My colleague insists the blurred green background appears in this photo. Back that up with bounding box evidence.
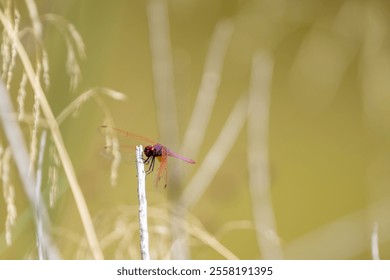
[1,0,390,259]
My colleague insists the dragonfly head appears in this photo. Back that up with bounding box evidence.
[144,145,155,157]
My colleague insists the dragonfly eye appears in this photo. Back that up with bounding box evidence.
[144,146,154,157]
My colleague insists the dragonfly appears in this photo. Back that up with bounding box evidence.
[100,125,195,187]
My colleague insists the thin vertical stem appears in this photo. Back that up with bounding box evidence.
[0,10,103,260]
[247,51,283,259]
[146,0,178,146]
[35,129,47,259]
[146,0,186,259]
[181,95,248,208]
[136,145,150,260]
[371,222,380,260]
[0,79,59,259]
[182,20,234,159]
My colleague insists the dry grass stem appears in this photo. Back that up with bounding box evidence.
[17,72,27,119]
[181,95,248,208]
[65,39,81,90]
[99,120,122,187]
[42,14,86,58]
[92,205,238,260]
[41,48,49,89]
[146,0,178,145]
[214,220,253,239]
[147,0,185,259]
[168,209,239,259]
[28,80,40,174]
[35,130,47,259]
[25,0,42,38]
[5,9,18,91]
[1,1,19,91]
[59,89,125,186]
[247,51,283,259]
[107,134,120,187]
[1,0,12,80]
[56,87,126,125]
[48,141,59,208]
[42,13,86,90]
[182,19,234,158]
[0,9,103,260]
[186,222,239,260]
[371,222,380,260]
[0,79,59,258]
[136,145,150,260]
[1,147,17,246]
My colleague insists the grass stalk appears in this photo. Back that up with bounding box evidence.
[180,95,248,208]
[146,0,185,259]
[181,19,234,159]
[0,9,103,260]
[371,222,380,260]
[56,87,126,125]
[247,51,283,259]
[35,129,47,259]
[0,79,59,259]
[146,0,178,145]
[136,145,150,260]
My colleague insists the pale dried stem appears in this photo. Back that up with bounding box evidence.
[247,51,283,259]
[371,222,380,260]
[35,130,47,259]
[181,95,248,208]
[186,222,239,260]
[1,147,16,246]
[56,87,126,125]
[141,205,239,259]
[17,72,27,119]
[5,8,18,91]
[136,145,150,260]
[48,142,59,207]
[182,20,234,158]
[57,87,126,186]
[146,0,178,145]
[146,0,185,259]
[163,207,239,259]
[41,13,86,90]
[42,14,86,58]
[24,0,42,38]
[0,9,103,260]
[0,78,59,259]
[29,70,41,174]
[95,97,124,187]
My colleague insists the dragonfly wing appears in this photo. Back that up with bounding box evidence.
[99,126,156,144]
[100,144,135,165]
[99,126,154,165]
[155,147,168,188]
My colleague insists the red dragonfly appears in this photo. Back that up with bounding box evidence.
[100,126,195,187]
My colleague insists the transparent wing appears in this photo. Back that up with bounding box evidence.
[155,147,168,188]
[98,125,156,165]
[99,126,156,145]
[100,143,135,165]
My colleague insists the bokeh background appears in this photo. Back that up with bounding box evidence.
[1,0,390,259]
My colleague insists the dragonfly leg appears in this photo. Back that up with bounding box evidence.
[143,156,151,164]
[145,156,155,175]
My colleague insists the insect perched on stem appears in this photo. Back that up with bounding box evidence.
[100,126,195,188]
